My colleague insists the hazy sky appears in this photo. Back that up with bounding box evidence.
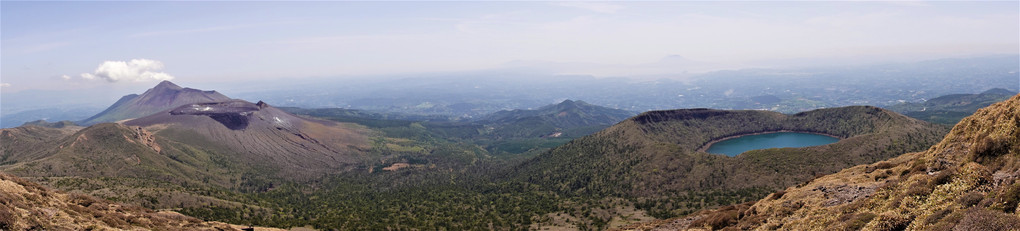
[2,1,1018,92]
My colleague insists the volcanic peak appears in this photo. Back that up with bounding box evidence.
[168,100,265,130]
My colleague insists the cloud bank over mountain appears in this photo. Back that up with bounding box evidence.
[80,59,175,83]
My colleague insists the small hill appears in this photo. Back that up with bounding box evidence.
[886,88,1015,125]
[632,94,1020,230]
[481,99,636,138]
[1,122,239,186]
[515,106,948,220]
[1,108,369,220]
[0,124,83,166]
[79,81,231,125]
[0,107,100,129]
[0,172,272,230]
[20,120,79,128]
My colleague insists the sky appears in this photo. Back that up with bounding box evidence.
[1,1,1018,93]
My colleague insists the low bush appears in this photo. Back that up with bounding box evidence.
[971,134,1010,163]
[955,208,1020,231]
[924,208,952,225]
[998,183,1020,213]
[870,212,912,231]
[906,182,933,197]
[0,204,15,230]
[957,192,984,207]
[843,212,877,230]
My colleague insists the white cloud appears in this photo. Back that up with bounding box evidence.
[556,2,624,14]
[61,75,71,80]
[0,83,10,87]
[80,59,175,82]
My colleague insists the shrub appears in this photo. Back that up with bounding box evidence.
[100,213,129,229]
[870,213,912,231]
[906,160,927,175]
[955,208,1020,231]
[905,182,933,197]
[957,192,984,207]
[0,204,15,230]
[690,204,748,230]
[929,209,965,231]
[929,169,955,187]
[874,170,891,180]
[971,134,1010,163]
[768,190,786,200]
[844,212,877,230]
[999,183,1020,213]
[867,161,897,173]
[691,210,740,230]
[924,208,952,225]
[69,192,97,207]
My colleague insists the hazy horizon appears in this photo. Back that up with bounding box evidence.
[3,1,1018,93]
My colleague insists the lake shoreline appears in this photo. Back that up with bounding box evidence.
[696,130,842,153]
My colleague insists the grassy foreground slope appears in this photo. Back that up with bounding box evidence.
[0,173,280,230]
[633,94,1020,230]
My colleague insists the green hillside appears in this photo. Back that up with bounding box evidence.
[482,99,636,139]
[0,123,262,210]
[886,88,1015,125]
[287,99,636,155]
[514,106,948,221]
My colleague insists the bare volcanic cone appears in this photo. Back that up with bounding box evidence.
[125,100,372,179]
[80,81,231,125]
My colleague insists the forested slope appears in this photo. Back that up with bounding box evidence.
[516,106,947,218]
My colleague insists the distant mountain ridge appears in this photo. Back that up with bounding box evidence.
[480,99,635,138]
[485,99,633,126]
[886,88,1016,125]
[79,81,231,125]
[20,120,79,128]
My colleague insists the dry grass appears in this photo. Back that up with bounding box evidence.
[0,173,285,231]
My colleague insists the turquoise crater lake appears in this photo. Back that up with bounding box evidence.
[705,132,839,157]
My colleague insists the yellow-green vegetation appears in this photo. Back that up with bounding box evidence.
[631,94,1020,230]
